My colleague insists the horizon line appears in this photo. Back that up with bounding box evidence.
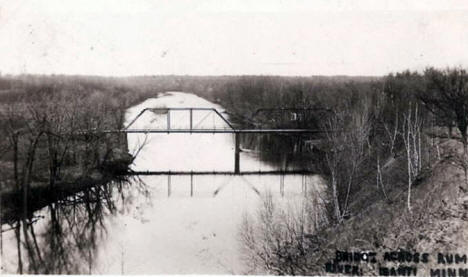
[0,72,393,79]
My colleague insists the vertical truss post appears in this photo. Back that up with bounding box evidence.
[167,110,171,132]
[234,132,240,174]
[189,108,193,131]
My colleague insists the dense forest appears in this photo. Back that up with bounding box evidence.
[1,68,467,274]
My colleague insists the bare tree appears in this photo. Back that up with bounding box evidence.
[400,103,424,211]
[420,68,468,146]
[239,190,326,275]
[321,97,371,222]
[419,67,468,186]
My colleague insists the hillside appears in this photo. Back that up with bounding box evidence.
[308,136,468,276]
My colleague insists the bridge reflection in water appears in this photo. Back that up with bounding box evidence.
[146,173,315,198]
[1,173,324,274]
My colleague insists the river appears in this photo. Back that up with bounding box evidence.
[1,92,325,274]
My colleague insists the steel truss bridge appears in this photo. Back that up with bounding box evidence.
[106,107,329,175]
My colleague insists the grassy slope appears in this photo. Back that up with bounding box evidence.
[308,136,468,276]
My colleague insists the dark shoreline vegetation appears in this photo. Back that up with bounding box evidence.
[1,68,468,274]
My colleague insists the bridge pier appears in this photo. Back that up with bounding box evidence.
[168,175,171,197]
[234,132,240,174]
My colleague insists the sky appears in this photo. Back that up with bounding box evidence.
[1,0,468,76]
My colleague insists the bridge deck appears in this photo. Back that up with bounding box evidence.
[128,170,316,175]
[109,128,328,134]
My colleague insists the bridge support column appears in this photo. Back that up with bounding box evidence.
[168,175,171,197]
[234,132,240,174]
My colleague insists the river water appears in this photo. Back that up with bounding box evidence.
[1,92,325,274]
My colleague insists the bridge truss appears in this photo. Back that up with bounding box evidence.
[107,107,329,175]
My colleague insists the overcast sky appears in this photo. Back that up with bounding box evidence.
[1,0,468,76]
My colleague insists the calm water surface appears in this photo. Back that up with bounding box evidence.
[1,92,324,274]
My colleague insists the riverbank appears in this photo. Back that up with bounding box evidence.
[1,144,133,223]
[236,127,468,275]
[306,135,468,275]
[0,75,156,224]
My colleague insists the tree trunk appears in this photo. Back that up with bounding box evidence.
[462,131,468,188]
[331,175,341,221]
[12,135,19,189]
[15,222,23,274]
[407,137,412,212]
